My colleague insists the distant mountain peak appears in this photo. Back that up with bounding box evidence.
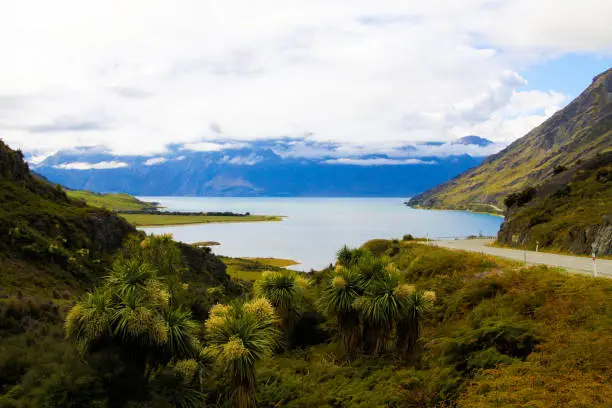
[452,136,493,147]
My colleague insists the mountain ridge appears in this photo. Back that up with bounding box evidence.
[408,68,612,211]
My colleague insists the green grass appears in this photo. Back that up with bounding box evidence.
[220,256,297,281]
[65,190,158,211]
[121,213,282,226]
[245,257,299,267]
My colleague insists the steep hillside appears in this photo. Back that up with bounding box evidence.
[497,151,612,255]
[0,140,136,295]
[409,68,612,211]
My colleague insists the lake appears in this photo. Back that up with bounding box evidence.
[139,197,503,271]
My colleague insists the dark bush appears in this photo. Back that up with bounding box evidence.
[528,213,552,228]
[504,187,537,209]
[552,185,571,198]
[596,169,611,183]
[361,239,392,256]
[439,318,538,372]
[553,164,567,175]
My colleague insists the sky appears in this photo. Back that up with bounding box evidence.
[1,0,611,160]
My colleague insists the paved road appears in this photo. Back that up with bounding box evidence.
[433,239,612,277]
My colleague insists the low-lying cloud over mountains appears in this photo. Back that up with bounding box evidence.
[32,136,496,196]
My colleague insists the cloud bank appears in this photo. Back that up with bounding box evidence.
[53,161,129,170]
[1,0,611,158]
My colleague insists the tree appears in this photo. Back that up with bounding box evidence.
[336,245,369,267]
[396,289,436,356]
[319,267,362,358]
[323,247,437,359]
[254,271,308,335]
[354,271,406,355]
[204,299,280,408]
[65,235,204,406]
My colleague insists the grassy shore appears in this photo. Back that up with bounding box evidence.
[66,190,158,211]
[409,204,505,217]
[122,213,282,227]
[220,256,299,281]
[192,241,221,247]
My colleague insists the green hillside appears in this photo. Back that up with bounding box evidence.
[65,190,159,212]
[0,141,136,295]
[409,68,612,212]
[497,151,612,255]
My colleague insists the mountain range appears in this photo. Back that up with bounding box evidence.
[32,136,496,197]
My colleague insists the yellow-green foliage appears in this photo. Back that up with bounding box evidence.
[221,256,295,281]
[245,257,299,268]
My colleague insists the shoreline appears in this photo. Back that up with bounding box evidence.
[123,214,284,227]
[407,204,505,218]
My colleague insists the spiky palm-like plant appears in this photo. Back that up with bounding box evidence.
[355,271,406,355]
[160,305,200,359]
[66,257,201,367]
[65,289,115,352]
[396,289,436,356]
[105,258,159,300]
[319,267,362,358]
[65,239,203,406]
[354,253,390,290]
[117,234,186,300]
[336,245,368,267]
[204,299,280,408]
[254,271,307,333]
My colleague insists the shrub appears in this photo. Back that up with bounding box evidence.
[504,187,537,209]
[552,164,567,175]
[361,239,392,256]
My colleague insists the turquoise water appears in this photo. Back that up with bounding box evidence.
[139,197,503,271]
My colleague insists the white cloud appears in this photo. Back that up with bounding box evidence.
[144,157,167,166]
[0,0,610,157]
[410,143,503,158]
[219,153,263,165]
[182,142,247,152]
[325,158,436,166]
[53,161,129,170]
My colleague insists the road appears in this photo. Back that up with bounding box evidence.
[433,238,612,277]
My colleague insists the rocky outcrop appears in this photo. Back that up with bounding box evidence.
[591,215,612,256]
